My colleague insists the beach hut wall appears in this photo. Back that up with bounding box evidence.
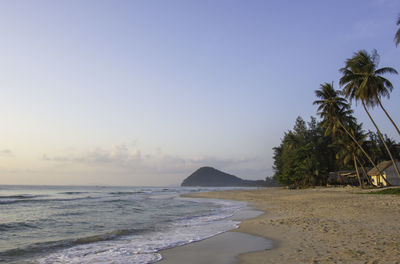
[368,161,400,186]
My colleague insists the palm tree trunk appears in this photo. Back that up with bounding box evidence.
[353,153,363,188]
[376,96,400,137]
[362,100,400,181]
[356,155,374,186]
[337,119,390,185]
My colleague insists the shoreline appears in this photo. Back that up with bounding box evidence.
[158,195,272,264]
[161,187,400,264]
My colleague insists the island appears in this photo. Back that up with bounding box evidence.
[181,166,276,187]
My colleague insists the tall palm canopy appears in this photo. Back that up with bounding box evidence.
[339,49,400,137]
[339,50,398,107]
[313,82,354,136]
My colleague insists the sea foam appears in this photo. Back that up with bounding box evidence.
[36,198,245,264]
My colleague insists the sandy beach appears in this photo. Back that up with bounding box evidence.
[177,187,400,264]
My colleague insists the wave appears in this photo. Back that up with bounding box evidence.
[33,200,244,264]
[58,192,89,195]
[0,194,46,199]
[109,191,136,195]
[0,196,97,205]
[109,191,150,195]
[103,199,128,203]
[72,228,149,245]
[0,186,250,263]
[0,221,39,232]
[0,228,149,262]
[51,211,85,217]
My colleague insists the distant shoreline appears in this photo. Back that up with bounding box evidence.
[167,187,400,263]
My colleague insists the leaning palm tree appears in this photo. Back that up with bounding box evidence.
[313,82,389,185]
[340,50,400,180]
[340,50,400,137]
[336,122,368,188]
[355,155,374,186]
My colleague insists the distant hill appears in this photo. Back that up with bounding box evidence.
[181,167,273,187]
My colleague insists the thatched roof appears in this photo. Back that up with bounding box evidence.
[367,161,394,176]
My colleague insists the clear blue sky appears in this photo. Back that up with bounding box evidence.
[1,0,400,185]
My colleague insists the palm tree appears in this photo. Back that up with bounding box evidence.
[336,122,368,188]
[313,82,389,185]
[284,131,300,150]
[340,50,400,180]
[340,50,400,136]
[355,155,374,186]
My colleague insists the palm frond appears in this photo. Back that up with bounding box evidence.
[375,67,398,75]
[396,14,400,46]
[395,29,400,46]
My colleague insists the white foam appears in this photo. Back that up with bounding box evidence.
[35,199,246,264]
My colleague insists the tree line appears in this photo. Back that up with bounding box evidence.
[273,17,400,188]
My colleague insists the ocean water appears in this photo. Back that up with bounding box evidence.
[0,185,251,264]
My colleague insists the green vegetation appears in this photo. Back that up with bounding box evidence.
[368,188,400,195]
[272,114,400,188]
[273,117,334,187]
[273,15,400,188]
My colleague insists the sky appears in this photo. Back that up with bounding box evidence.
[1,0,400,186]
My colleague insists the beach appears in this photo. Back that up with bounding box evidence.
[163,187,400,264]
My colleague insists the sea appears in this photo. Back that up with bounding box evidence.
[0,185,253,264]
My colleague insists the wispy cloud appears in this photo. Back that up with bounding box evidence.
[0,149,12,157]
[42,144,262,177]
[43,144,142,166]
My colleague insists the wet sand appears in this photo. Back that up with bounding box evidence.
[161,187,400,264]
[159,232,271,264]
[158,203,272,264]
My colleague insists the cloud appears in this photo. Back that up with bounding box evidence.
[0,149,12,157]
[188,156,257,167]
[43,144,142,165]
[41,144,266,179]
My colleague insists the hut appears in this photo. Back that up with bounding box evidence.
[327,170,368,186]
[367,161,400,186]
